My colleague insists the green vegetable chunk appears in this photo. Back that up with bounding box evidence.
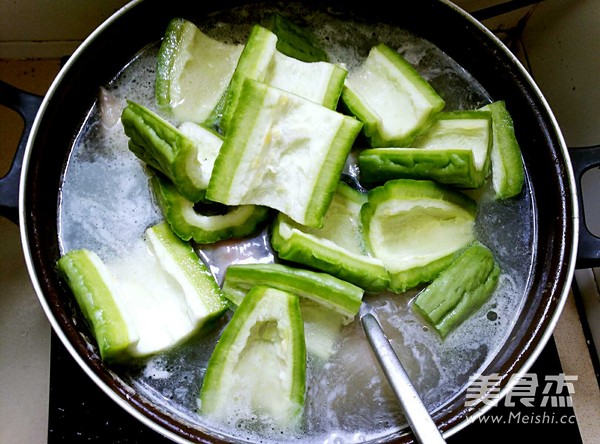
[57,223,227,362]
[150,172,270,244]
[358,111,493,188]
[206,78,362,228]
[176,121,223,191]
[222,262,362,360]
[143,221,228,328]
[271,182,390,292]
[218,24,347,132]
[155,17,243,123]
[121,101,214,202]
[265,13,329,62]
[222,262,364,319]
[480,100,525,199]
[56,222,228,361]
[123,222,227,356]
[200,285,306,428]
[57,249,139,362]
[361,179,477,293]
[341,43,445,147]
[413,242,501,338]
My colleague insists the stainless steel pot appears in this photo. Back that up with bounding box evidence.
[1,0,598,442]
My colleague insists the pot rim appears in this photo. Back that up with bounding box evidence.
[19,1,190,442]
[437,0,579,435]
[17,0,579,442]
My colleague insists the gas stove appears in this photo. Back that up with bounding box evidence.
[465,0,600,377]
[515,0,600,370]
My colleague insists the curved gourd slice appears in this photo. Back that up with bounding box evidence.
[222,262,364,319]
[56,222,228,361]
[200,285,306,428]
[121,101,210,202]
[56,249,139,362]
[413,242,501,338]
[361,179,477,293]
[271,182,389,292]
[207,79,362,228]
[150,172,270,244]
[155,17,243,123]
[341,43,445,147]
[358,111,493,188]
[480,100,525,199]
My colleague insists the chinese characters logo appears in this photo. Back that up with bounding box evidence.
[466,373,577,408]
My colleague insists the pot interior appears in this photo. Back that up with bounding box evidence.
[22,0,575,442]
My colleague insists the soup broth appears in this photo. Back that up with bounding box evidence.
[58,2,534,443]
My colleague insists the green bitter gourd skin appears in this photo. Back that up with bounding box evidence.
[361,179,478,293]
[358,110,493,188]
[341,43,446,148]
[57,249,139,363]
[121,100,209,202]
[271,182,390,292]
[222,262,364,320]
[199,285,306,428]
[264,13,330,62]
[150,172,270,244]
[480,100,525,199]
[412,242,501,338]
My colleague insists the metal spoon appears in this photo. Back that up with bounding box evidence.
[359,303,446,444]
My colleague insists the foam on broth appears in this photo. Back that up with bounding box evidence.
[58,3,534,443]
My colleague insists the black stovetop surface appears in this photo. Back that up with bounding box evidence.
[47,332,582,443]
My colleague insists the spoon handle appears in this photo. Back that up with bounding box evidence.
[361,313,446,444]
